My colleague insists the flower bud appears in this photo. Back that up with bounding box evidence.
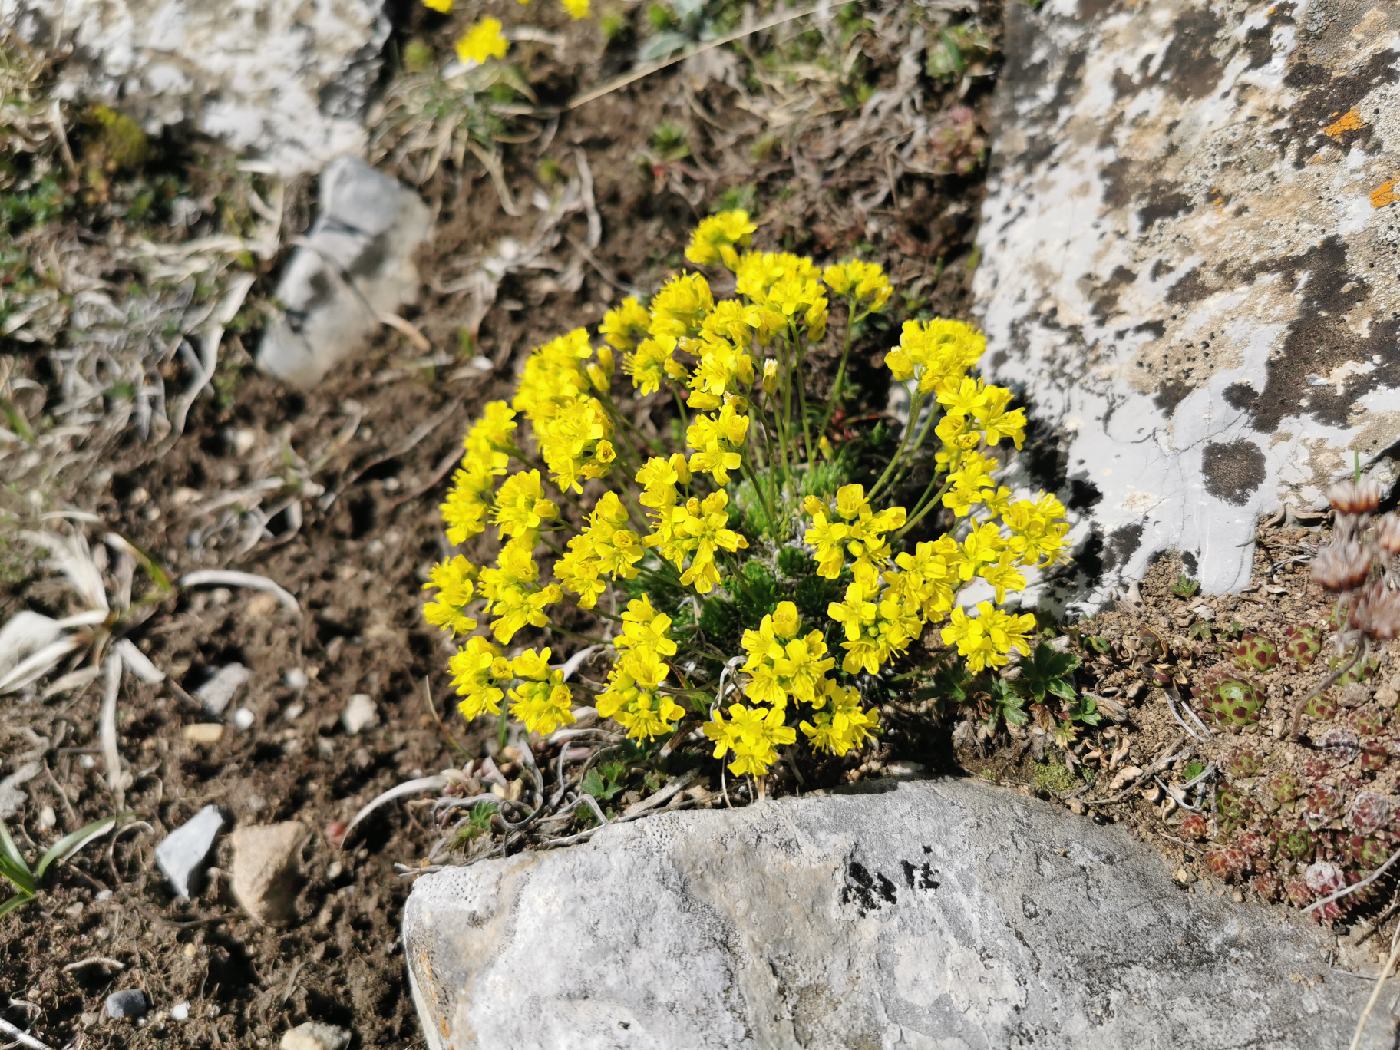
[1328,478,1383,515]
[1311,539,1370,592]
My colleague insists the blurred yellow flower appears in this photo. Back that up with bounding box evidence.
[456,17,509,65]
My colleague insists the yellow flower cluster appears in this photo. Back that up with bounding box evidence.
[803,484,905,578]
[555,492,642,608]
[422,208,1069,784]
[596,597,684,740]
[823,260,892,314]
[514,328,615,493]
[685,211,757,269]
[646,490,747,594]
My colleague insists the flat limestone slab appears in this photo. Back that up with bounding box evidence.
[975,0,1400,609]
[2,0,389,177]
[404,779,1374,1049]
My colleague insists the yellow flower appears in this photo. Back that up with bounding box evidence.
[685,211,758,269]
[456,17,509,64]
[650,273,714,343]
[823,260,891,314]
[826,562,922,674]
[508,648,576,735]
[601,296,650,353]
[800,680,880,755]
[686,398,749,484]
[561,0,589,17]
[940,601,1035,673]
[422,555,478,635]
[740,602,834,708]
[493,470,558,539]
[646,491,747,594]
[884,318,984,397]
[553,492,642,608]
[422,0,452,11]
[702,703,796,777]
[479,539,562,643]
[636,453,690,510]
[450,636,510,720]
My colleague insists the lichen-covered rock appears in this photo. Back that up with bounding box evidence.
[403,779,1372,1050]
[2,0,389,176]
[257,157,430,388]
[976,0,1400,608]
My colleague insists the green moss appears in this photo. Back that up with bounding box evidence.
[84,104,150,174]
[1031,759,1078,796]
[402,38,435,74]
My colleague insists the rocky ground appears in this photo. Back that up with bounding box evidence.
[1,2,1003,1045]
[4,0,1399,1046]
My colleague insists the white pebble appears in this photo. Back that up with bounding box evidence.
[234,708,256,730]
[170,1002,190,1021]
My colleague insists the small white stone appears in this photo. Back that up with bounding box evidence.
[280,1021,352,1050]
[155,804,225,898]
[36,805,56,832]
[285,668,309,691]
[341,694,378,735]
[196,664,251,717]
[234,708,256,731]
[170,1002,190,1021]
[284,702,305,721]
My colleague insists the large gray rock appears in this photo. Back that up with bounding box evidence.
[976,0,1400,609]
[403,779,1376,1049]
[257,157,431,388]
[3,0,388,177]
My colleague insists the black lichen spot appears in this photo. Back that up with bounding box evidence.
[1223,382,1258,412]
[1202,439,1266,506]
[1105,523,1144,572]
[1146,6,1227,100]
[901,859,940,891]
[1153,378,1193,415]
[841,860,897,916]
[1244,235,1400,433]
[1137,190,1193,229]
[1068,478,1102,512]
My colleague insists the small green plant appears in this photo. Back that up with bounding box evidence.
[0,815,121,917]
[1229,632,1279,672]
[649,122,690,162]
[924,23,996,82]
[1170,574,1200,598]
[1200,675,1264,728]
[451,802,498,848]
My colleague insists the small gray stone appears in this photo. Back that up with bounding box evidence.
[104,989,148,1020]
[280,1021,352,1050]
[341,693,378,735]
[257,158,430,389]
[194,664,250,717]
[229,821,308,925]
[404,779,1378,1049]
[155,804,224,898]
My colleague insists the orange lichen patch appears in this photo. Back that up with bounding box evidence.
[1323,108,1364,140]
[1371,179,1398,209]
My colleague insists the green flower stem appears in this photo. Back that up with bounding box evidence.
[815,295,857,444]
[740,457,783,539]
[790,323,814,464]
[868,390,925,499]
[896,475,954,538]
[875,401,940,499]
